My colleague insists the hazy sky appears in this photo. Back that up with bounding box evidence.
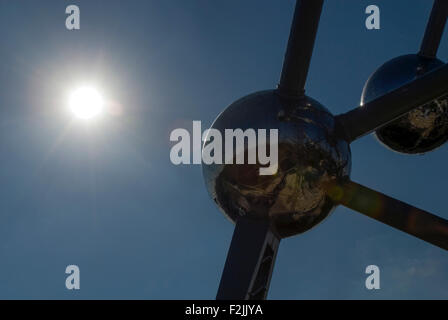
[0,0,447,299]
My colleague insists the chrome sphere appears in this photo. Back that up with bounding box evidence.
[361,54,448,154]
[202,90,351,238]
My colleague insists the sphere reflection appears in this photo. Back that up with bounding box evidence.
[361,54,448,154]
[202,90,351,238]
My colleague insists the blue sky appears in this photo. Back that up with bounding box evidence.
[0,0,447,299]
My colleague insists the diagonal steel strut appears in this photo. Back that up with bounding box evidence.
[419,0,448,58]
[277,0,324,98]
[336,63,448,142]
[326,180,448,250]
[216,217,280,300]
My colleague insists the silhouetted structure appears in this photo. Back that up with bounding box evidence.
[202,0,448,300]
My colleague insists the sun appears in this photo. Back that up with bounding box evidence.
[69,87,104,120]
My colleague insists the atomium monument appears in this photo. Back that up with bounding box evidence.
[202,0,448,300]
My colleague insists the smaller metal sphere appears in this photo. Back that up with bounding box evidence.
[361,54,448,154]
[202,90,351,238]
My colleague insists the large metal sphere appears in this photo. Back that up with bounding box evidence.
[202,90,351,238]
[361,54,448,154]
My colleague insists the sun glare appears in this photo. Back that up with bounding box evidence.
[69,87,104,120]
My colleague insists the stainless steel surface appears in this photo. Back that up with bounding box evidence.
[361,54,448,154]
[327,180,448,251]
[202,90,351,238]
[278,0,324,98]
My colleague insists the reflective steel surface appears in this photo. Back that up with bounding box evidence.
[202,90,351,238]
[361,54,448,154]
